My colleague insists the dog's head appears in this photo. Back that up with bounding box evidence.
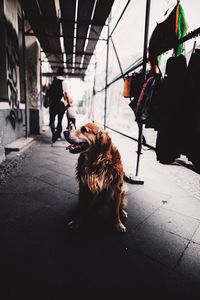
[64,123,111,154]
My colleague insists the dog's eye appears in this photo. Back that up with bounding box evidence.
[81,126,87,134]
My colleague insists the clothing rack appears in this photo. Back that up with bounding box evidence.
[158,26,200,56]
[127,24,200,185]
[100,0,200,185]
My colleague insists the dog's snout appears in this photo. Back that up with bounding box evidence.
[63,130,70,140]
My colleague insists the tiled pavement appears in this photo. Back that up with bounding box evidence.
[0,117,200,298]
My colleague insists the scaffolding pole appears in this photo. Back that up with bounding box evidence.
[125,0,151,184]
[104,17,110,130]
[22,15,28,138]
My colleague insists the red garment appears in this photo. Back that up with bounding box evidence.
[136,76,155,117]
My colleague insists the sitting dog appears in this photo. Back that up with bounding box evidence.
[64,123,127,232]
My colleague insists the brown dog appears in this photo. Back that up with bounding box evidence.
[64,123,127,232]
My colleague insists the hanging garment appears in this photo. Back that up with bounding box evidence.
[155,54,187,164]
[123,76,132,98]
[181,48,200,172]
[144,73,163,130]
[130,71,143,100]
[148,2,188,72]
[123,72,143,100]
[128,71,143,115]
[135,76,155,123]
[134,72,163,129]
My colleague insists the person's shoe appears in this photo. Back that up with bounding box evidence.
[57,133,62,140]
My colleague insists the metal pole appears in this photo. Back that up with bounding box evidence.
[109,0,131,37]
[110,36,124,78]
[125,0,151,184]
[136,0,151,178]
[22,15,28,138]
[104,16,110,130]
[39,50,43,131]
[91,53,97,122]
[141,0,151,85]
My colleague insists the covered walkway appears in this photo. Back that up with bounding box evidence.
[0,115,200,298]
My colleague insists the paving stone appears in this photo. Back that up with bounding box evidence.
[142,206,200,240]
[165,195,200,220]
[129,222,188,268]
[191,225,200,244]
[176,242,200,282]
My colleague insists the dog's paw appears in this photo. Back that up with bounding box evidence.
[115,222,126,233]
[67,220,80,230]
[121,209,128,218]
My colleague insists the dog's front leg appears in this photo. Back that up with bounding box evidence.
[68,186,96,229]
[113,192,126,233]
[68,193,86,229]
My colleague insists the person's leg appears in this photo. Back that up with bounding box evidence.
[56,104,65,138]
[49,107,57,143]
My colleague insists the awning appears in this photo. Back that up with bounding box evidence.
[20,0,114,78]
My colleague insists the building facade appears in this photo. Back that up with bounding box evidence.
[0,0,42,163]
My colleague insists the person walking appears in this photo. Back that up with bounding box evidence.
[47,67,69,144]
[64,92,77,130]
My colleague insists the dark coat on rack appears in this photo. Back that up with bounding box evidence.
[155,54,187,164]
[181,48,200,172]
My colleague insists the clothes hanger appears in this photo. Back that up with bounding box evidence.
[164,0,179,15]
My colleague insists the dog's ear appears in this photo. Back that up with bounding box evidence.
[96,131,111,152]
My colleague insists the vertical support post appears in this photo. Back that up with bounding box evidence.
[125,0,151,184]
[91,53,97,122]
[22,15,28,138]
[141,0,151,87]
[39,49,43,130]
[104,19,110,130]
[39,51,42,98]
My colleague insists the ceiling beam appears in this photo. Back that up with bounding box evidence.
[25,32,106,41]
[23,16,108,27]
[43,51,93,56]
[42,72,84,78]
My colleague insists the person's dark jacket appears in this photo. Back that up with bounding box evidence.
[48,77,64,108]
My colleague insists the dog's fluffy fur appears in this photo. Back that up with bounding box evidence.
[64,123,127,232]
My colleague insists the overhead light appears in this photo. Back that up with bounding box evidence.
[60,36,65,52]
[54,0,60,18]
[81,0,97,68]
[72,0,79,71]
[63,53,67,69]
[54,0,66,69]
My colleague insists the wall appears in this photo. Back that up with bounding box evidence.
[0,109,25,147]
[26,36,42,134]
[0,1,39,163]
[4,0,21,108]
[0,0,7,101]
[0,0,44,163]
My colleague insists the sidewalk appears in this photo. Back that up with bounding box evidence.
[0,116,200,298]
